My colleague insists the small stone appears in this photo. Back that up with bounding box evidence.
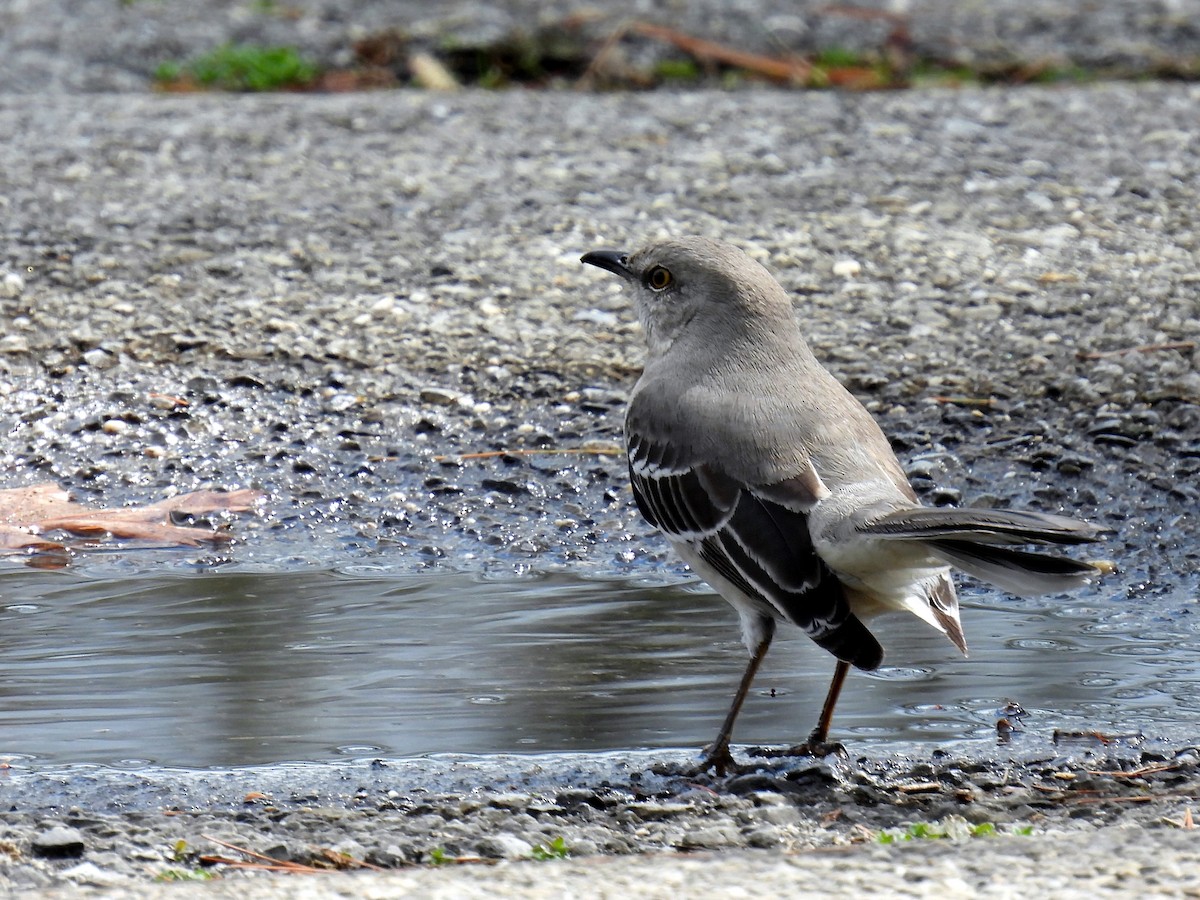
[752,804,801,827]
[1056,454,1095,474]
[101,419,129,435]
[832,259,862,278]
[475,833,533,859]
[82,348,116,369]
[676,823,741,850]
[61,862,125,887]
[745,827,784,848]
[622,801,690,821]
[488,793,534,810]
[931,487,962,506]
[0,271,24,297]
[32,826,86,858]
[419,387,462,406]
[0,334,29,353]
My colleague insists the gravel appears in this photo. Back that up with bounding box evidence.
[4,0,1200,93]
[5,746,1200,893]
[1,85,1197,581]
[2,1,1200,895]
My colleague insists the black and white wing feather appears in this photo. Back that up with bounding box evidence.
[626,424,883,671]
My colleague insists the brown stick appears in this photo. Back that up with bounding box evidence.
[430,446,623,463]
[1085,763,1181,778]
[931,395,997,408]
[629,22,812,83]
[200,835,326,873]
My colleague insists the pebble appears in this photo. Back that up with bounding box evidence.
[60,862,126,887]
[31,826,86,858]
[420,388,463,406]
[475,834,534,859]
[0,271,24,298]
[0,334,29,353]
[832,259,862,278]
[81,348,116,369]
[676,823,742,851]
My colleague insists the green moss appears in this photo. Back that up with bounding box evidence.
[877,817,1025,843]
[1025,64,1093,84]
[910,60,979,87]
[155,868,215,882]
[157,43,319,92]
[655,58,702,81]
[814,47,868,68]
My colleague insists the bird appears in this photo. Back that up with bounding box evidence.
[581,236,1105,775]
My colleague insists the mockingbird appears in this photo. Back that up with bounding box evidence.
[582,236,1104,774]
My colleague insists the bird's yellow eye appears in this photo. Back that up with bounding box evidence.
[646,266,673,291]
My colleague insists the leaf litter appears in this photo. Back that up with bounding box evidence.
[0,481,264,564]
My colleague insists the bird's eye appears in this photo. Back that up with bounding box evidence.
[645,266,673,291]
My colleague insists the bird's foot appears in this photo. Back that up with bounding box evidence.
[696,740,738,777]
[650,740,744,778]
[748,732,846,761]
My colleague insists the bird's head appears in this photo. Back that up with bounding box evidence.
[581,237,794,356]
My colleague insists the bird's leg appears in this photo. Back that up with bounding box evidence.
[797,658,850,756]
[694,622,775,776]
[753,659,850,759]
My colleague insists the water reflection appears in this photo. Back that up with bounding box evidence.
[1,569,1198,767]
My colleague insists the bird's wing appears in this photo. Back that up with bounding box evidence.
[625,413,883,670]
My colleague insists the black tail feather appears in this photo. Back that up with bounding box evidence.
[928,539,1100,597]
[862,507,1102,546]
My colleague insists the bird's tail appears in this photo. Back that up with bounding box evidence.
[859,507,1106,597]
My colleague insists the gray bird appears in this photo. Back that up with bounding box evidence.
[581,236,1104,774]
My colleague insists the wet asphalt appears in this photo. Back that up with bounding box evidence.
[1,0,1200,894]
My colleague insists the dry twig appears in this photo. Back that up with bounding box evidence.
[200,835,325,874]
[430,446,623,463]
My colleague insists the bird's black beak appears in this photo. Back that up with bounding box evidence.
[581,249,634,281]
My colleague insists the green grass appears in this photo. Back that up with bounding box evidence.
[425,838,569,864]
[877,818,1032,844]
[813,47,869,69]
[155,868,216,882]
[154,840,215,881]
[531,836,570,860]
[655,59,702,81]
[156,43,319,92]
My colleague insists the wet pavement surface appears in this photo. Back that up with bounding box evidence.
[0,22,1199,891]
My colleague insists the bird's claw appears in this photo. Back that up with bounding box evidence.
[696,741,738,777]
[647,740,743,778]
[748,735,846,760]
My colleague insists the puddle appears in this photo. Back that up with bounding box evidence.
[2,568,1198,768]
